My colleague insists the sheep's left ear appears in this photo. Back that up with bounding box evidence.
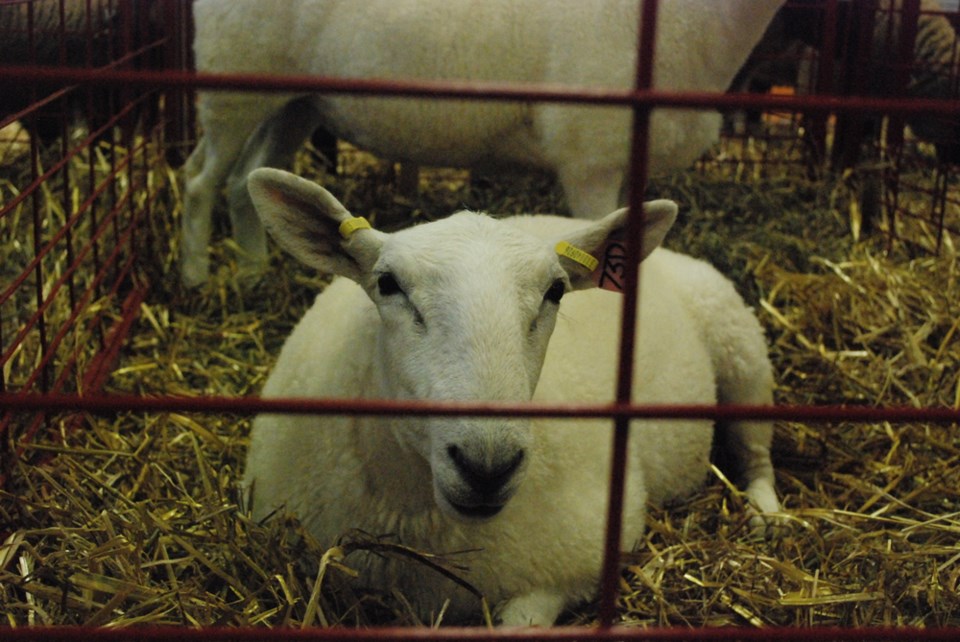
[247,168,386,282]
[554,200,678,291]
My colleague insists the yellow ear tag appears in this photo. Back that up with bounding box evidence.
[339,216,372,239]
[555,241,599,272]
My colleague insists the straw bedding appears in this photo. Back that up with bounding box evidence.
[0,132,958,629]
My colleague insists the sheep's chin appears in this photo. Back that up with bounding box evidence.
[434,487,510,522]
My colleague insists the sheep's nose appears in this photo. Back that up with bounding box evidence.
[446,445,525,496]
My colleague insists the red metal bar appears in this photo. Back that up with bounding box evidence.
[832,0,878,170]
[807,0,839,165]
[0,38,164,132]
[162,0,195,164]
[886,0,922,157]
[3,625,960,642]
[0,393,956,426]
[0,65,958,117]
[597,0,659,628]
[19,174,143,396]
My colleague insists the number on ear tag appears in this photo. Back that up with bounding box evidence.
[592,237,628,293]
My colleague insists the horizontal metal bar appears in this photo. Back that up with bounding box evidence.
[0,392,956,425]
[1,624,959,642]
[0,66,959,116]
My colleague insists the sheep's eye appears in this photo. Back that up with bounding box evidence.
[544,279,565,304]
[377,273,403,297]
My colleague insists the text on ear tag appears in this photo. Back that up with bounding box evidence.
[339,216,372,239]
[592,237,628,293]
[555,241,599,272]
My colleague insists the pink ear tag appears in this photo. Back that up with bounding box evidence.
[592,234,628,293]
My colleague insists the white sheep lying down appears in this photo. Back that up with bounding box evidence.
[243,167,780,626]
[182,0,783,286]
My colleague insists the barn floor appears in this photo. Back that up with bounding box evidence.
[1,135,959,628]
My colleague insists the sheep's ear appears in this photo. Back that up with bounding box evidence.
[555,199,677,291]
[247,168,384,281]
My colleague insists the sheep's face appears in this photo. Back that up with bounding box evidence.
[370,213,568,519]
[247,168,677,521]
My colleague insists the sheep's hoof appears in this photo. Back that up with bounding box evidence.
[747,506,791,540]
[181,259,210,289]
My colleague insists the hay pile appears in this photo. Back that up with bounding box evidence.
[1,135,959,630]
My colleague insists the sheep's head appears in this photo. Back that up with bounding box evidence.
[247,168,676,520]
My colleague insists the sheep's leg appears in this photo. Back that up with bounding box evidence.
[182,93,294,287]
[556,162,624,220]
[539,103,629,220]
[224,97,322,280]
[182,107,265,287]
[181,135,220,287]
[496,589,566,627]
[717,419,779,519]
[694,298,780,527]
[714,363,780,528]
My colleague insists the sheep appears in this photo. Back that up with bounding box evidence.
[181,0,784,286]
[242,166,780,626]
[0,0,161,148]
[728,0,960,164]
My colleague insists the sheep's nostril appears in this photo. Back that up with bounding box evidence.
[447,446,525,496]
[447,444,461,464]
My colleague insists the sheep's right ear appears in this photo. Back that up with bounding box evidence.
[556,199,678,291]
[247,168,385,281]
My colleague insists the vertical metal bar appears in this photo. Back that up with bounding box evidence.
[114,0,133,256]
[886,0,920,156]
[121,0,138,302]
[831,0,876,170]
[932,166,947,254]
[883,0,921,250]
[808,0,839,168]
[58,0,78,331]
[85,0,106,352]
[25,0,51,396]
[596,0,658,628]
[164,0,195,166]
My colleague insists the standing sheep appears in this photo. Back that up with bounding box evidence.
[181,0,784,286]
[243,167,780,626]
[729,0,960,163]
[0,0,159,146]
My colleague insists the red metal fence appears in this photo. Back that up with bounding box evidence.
[718,0,960,253]
[1,0,959,639]
[0,0,192,483]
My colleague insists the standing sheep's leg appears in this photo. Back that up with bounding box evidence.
[223,98,322,280]
[540,104,629,220]
[181,94,288,287]
[182,119,260,286]
[556,163,624,220]
[181,136,217,287]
